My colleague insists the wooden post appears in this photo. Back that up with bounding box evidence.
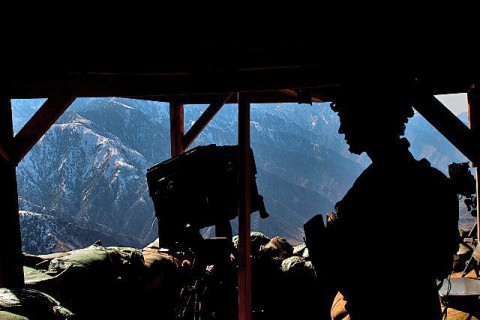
[238,92,252,320]
[468,85,480,243]
[0,97,24,288]
[169,102,184,157]
[0,144,12,163]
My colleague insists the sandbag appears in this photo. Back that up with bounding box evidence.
[232,231,270,255]
[0,311,29,320]
[259,236,293,262]
[281,256,315,278]
[142,249,181,290]
[144,238,160,250]
[37,244,145,320]
[48,244,117,275]
[142,249,182,320]
[24,266,55,286]
[46,244,144,282]
[23,252,72,271]
[0,288,74,320]
[292,243,309,258]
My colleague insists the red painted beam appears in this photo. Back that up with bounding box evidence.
[413,91,479,164]
[14,97,75,163]
[237,93,252,320]
[183,93,233,150]
[169,102,184,157]
[0,143,11,163]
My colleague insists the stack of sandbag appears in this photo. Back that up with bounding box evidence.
[24,243,146,320]
[233,232,327,319]
[0,287,74,320]
[292,242,310,258]
[232,231,271,255]
[281,255,314,277]
[21,239,206,320]
[141,247,182,320]
[259,236,293,262]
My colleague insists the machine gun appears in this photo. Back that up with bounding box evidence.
[146,143,268,250]
[147,144,268,319]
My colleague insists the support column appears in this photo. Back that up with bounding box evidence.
[238,93,252,320]
[170,102,184,157]
[0,97,24,288]
[468,85,480,243]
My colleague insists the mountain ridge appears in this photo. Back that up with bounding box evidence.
[13,98,470,252]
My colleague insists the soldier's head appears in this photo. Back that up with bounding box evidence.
[330,84,414,155]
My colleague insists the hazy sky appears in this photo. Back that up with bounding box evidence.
[435,93,468,116]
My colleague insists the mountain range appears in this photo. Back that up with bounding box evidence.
[11,98,470,254]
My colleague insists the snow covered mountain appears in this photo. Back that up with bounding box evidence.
[13,98,469,253]
[20,211,145,255]
[16,99,169,249]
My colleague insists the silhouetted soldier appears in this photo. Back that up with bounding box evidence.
[304,84,459,319]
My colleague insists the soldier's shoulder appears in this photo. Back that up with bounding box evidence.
[416,158,453,188]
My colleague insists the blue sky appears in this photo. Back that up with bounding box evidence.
[435,93,468,116]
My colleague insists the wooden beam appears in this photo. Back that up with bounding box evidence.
[2,67,344,99]
[0,143,12,163]
[413,92,479,164]
[14,97,75,163]
[0,97,24,288]
[183,93,233,150]
[279,88,323,103]
[3,68,478,100]
[279,88,300,97]
[237,92,252,320]
[132,89,327,104]
[169,102,184,157]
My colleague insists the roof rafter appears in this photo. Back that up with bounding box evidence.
[14,97,76,163]
[413,91,479,164]
[183,93,233,150]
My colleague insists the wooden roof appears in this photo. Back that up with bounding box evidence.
[1,33,479,102]
[1,31,479,320]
